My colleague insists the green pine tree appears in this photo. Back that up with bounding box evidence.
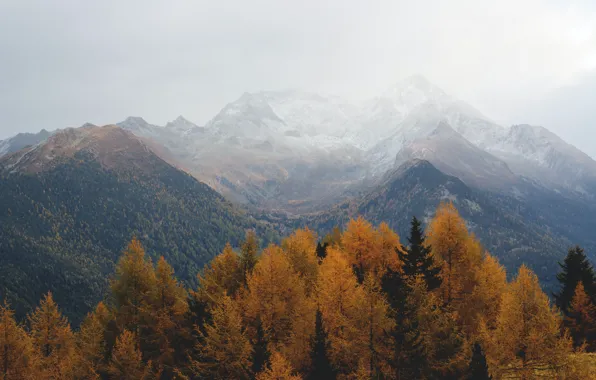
[468,342,491,380]
[399,216,442,291]
[251,315,270,376]
[309,309,336,380]
[240,230,259,287]
[315,242,328,261]
[381,266,427,379]
[554,245,596,315]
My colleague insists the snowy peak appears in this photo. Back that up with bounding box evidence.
[382,74,452,108]
[165,116,198,133]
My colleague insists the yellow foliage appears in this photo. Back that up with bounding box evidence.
[256,351,302,380]
[242,244,315,371]
[485,265,573,378]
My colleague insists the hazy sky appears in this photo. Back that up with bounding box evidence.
[1,0,595,155]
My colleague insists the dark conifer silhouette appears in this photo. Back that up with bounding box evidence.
[554,246,596,315]
[399,216,442,291]
[309,309,336,380]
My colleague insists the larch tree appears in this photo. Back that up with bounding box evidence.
[256,351,302,380]
[400,216,442,291]
[341,217,381,282]
[110,238,156,338]
[554,245,596,315]
[195,243,242,308]
[193,294,252,379]
[426,202,483,321]
[485,265,573,379]
[77,301,112,378]
[242,245,315,372]
[281,227,319,294]
[143,256,190,374]
[107,330,152,380]
[565,282,596,351]
[28,292,78,379]
[0,302,36,379]
[316,246,367,374]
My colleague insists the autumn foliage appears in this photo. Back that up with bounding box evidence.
[1,201,593,379]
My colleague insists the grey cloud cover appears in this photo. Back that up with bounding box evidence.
[1,0,595,155]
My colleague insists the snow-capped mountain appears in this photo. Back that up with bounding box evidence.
[4,75,596,210]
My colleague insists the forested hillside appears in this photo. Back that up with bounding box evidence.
[2,202,595,379]
[0,126,278,323]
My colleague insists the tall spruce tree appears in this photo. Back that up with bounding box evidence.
[309,309,336,380]
[315,242,328,261]
[251,315,270,376]
[554,246,596,315]
[240,230,259,287]
[400,216,442,291]
[468,342,491,380]
[381,266,426,379]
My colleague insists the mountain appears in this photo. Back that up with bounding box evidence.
[484,124,596,195]
[0,129,52,157]
[301,159,596,291]
[0,124,277,322]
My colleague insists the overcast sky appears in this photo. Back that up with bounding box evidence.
[1,0,595,155]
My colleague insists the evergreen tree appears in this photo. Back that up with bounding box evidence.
[251,315,270,376]
[309,309,336,380]
[315,242,328,260]
[240,230,259,287]
[554,246,596,315]
[468,342,491,380]
[381,267,426,379]
[400,216,442,291]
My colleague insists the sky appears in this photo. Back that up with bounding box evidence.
[1,0,595,155]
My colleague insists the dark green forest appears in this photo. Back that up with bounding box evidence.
[0,152,277,323]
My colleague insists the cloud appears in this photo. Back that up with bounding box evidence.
[1,0,595,155]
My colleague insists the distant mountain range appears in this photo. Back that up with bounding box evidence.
[2,75,596,310]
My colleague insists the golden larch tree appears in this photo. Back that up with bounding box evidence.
[110,238,157,337]
[107,330,152,380]
[341,217,381,279]
[144,256,190,373]
[426,202,483,309]
[565,282,596,351]
[194,243,242,310]
[485,265,573,378]
[193,294,252,379]
[242,244,315,372]
[281,227,319,293]
[0,301,36,379]
[316,246,367,374]
[28,292,78,379]
[467,253,507,336]
[77,301,112,378]
[256,351,302,380]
